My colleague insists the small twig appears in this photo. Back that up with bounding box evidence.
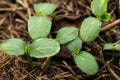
[101,19,120,31]
[50,72,72,79]
[15,11,28,21]
[106,63,120,80]
[78,1,91,11]
[0,12,10,25]
[113,40,120,45]
[0,7,24,11]
[62,61,75,75]
[23,0,31,18]
[119,0,120,12]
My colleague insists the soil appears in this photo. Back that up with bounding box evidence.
[0,0,120,80]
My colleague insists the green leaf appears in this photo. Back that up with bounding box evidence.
[100,0,109,13]
[91,0,109,17]
[56,27,78,44]
[34,3,57,16]
[28,16,51,40]
[66,37,82,53]
[91,0,103,17]
[115,43,120,50]
[29,38,60,58]
[103,43,115,50]
[80,17,101,42]
[74,51,99,75]
[99,13,110,22]
[0,39,25,55]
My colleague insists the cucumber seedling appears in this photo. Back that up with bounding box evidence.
[0,3,60,68]
[65,0,110,75]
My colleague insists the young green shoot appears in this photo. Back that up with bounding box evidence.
[0,3,59,68]
[91,0,110,22]
[103,42,120,66]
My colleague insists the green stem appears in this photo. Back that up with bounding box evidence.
[25,45,34,69]
[112,50,115,59]
[27,54,34,69]
[42,57,52,72]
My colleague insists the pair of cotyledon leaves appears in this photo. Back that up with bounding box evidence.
[28,3,57,40]
[0,38,60,58]
[66,37,99,75]
[80,0,110,42]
